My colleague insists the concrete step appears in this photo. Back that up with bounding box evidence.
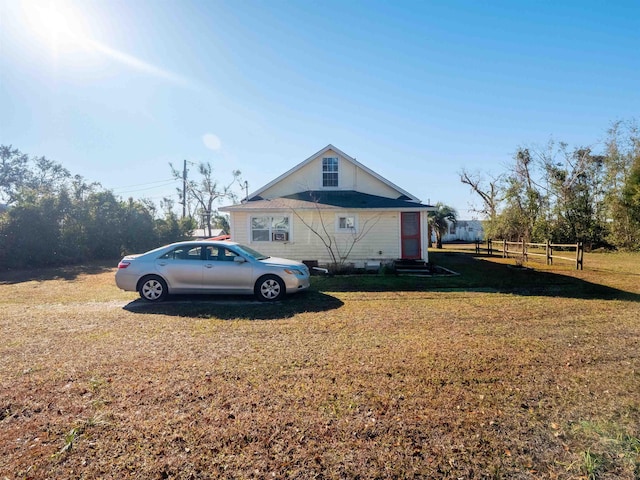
[393,259,433,275]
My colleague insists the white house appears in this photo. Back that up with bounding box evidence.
[220,145,433,269]
[191,228,226,239]
[438,220,485,243]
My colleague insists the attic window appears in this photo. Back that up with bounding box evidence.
[322,157,339,187]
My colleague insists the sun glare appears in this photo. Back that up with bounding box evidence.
[44,8,74,37]
[20,0,197,88]
[24,0,90,52]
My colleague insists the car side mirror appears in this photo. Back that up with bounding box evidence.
[233,256,246,263]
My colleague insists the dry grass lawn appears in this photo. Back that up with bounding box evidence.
[1,247,639,479]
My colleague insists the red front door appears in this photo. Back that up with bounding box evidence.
[401,212,422,259]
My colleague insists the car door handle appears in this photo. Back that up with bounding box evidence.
[158,262,167,266]
[204,264,214,268]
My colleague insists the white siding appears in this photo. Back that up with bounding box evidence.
[260,149,401,200]
[229,209,413,267]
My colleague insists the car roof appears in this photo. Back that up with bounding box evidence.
[170,240,239,247]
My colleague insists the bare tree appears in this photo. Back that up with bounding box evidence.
[460,169,502,220]
[170,161,241,236]
[290,200,380,273]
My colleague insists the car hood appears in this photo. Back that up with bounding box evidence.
[259,257,306,269]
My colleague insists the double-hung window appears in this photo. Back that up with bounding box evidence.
[251,216,290,242]
[322,157,339,187]
[336,215,357,232]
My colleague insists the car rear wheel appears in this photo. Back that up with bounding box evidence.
[138,275,168,302]
[255,275,285,302]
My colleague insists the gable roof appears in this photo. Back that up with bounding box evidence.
[220,196,340,212]
[284,191,431,209]
[221,190,432,212]
[247,144,421,203]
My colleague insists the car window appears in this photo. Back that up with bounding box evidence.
[219,247,237,261]
[159,246,203,260]
[233,244,269,260]
[206,246,237,261]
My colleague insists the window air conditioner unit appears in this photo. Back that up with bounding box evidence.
[273,232,288,241]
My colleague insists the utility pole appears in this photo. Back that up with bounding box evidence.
[182,159,187,218]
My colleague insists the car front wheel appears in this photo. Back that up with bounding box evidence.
[138,275,168,302]
[255,275,285,302]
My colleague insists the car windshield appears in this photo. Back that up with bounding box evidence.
[232,244,270,261]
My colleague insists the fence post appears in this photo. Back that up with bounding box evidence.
[503,239,507,258]
[522,238,527,262]
[576,242,584,270]
[546,239,551,265]
[488,239,492,255]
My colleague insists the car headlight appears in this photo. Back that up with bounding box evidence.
[284,268,304,276]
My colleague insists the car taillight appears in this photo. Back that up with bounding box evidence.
[118,261,131,269]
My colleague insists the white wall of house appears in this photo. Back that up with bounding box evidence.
[259,149,401,199]
[229,208,427,267]
[434,220,484,243]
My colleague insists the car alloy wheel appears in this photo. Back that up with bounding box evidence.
[255,275,284,302]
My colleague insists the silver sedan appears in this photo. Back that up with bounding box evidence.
[115,241,310,302]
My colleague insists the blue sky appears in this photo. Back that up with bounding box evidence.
[1,0,638,218]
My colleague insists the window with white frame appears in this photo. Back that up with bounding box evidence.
[336,215,356,232]
[251,216,290,242]
[322,157,339,187]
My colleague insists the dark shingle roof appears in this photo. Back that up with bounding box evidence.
[282,191,431,209]
[222,197,340,211]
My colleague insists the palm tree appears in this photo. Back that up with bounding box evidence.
[428,203,458,249]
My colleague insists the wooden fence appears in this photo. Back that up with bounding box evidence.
[476,239,584,270]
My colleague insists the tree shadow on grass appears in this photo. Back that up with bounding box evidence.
[313,250,640,302]
[0,262,114,284]
[436,250,640,301]
[123,290,344,320]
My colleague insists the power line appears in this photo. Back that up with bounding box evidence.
[131,193,179,201]
[111,180,177,194]
[115,178,175,188]
[110,178,176,191]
